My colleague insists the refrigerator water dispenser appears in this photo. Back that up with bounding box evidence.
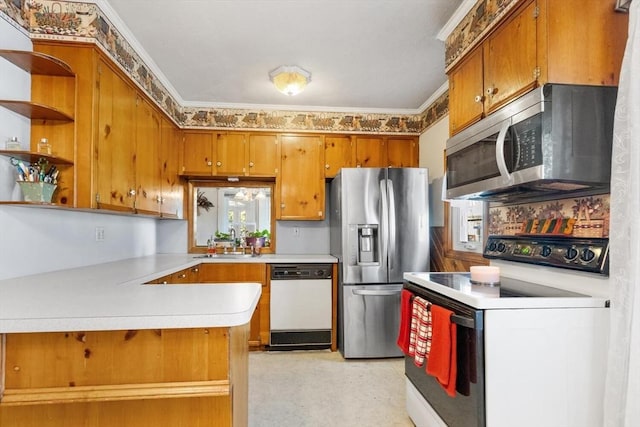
[357,224,378,264]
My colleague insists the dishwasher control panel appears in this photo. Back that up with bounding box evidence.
[271,264,333,280]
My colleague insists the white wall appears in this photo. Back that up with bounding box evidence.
[0,17,160,280]
[419,115,449,182]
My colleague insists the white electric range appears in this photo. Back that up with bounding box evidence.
[403,236,610,427]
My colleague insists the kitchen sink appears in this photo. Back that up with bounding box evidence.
[193,253,255,259]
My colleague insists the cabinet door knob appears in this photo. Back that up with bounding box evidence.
[249,161,254,167]
[207,161,212,166]
[474,95,484,103]
[325,164,330,169]
[486,87,497,96]
[178,273,186,279]
[216,161,222,167]
[128,189,136,196]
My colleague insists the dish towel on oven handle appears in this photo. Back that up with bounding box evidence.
[426,304,457,397]
[396,289,414,354]
[408,296,432,367]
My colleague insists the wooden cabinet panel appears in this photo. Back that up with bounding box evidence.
[387,137,418,167]
[248,133,279,176]
[182,131,215,175]
[95,59,136,212]
[278,135,325,220]
[324,135,354,178]
[355,136,386,168]
[483,0,538,114]
[160,117,183,218]
[198,263,268,348]
[448,46,484,135]
[543,0,626,86]
[216,133,246,176]
[135,96,162,215]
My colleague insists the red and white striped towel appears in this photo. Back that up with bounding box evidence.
[408,296,432,367]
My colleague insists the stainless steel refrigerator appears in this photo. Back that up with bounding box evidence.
[330,168,430,358]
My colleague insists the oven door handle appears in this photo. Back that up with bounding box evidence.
[450,314,476,329]
[352,289,400,297]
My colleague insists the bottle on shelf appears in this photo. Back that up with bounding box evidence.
[37,138,51,155]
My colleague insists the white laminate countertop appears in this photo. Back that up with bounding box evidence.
[0,253,335,334]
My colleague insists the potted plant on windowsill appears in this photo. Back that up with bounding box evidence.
[213,231,234,247]
[245,229,270,248]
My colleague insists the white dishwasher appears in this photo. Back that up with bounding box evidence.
[269,264,332,349]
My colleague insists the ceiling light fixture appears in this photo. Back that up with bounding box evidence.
[269,65,311,96]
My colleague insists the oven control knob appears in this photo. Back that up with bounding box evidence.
[541,246,552,258]
[581,248,596,263]
[487,241,498,252]
[497,242,507,253]
[316,269,325,277]
[565,247,579,261]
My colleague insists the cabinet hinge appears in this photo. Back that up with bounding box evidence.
[533,5,539,18]
[533,67,541,79]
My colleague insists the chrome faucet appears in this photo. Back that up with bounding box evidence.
[229,228,236,251]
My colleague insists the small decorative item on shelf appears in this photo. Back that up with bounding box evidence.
[17,181,57,203]
[5,136,21,150]
[37,137,51,155]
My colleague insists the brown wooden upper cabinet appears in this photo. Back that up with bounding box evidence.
[27,42,183,218]
[355,136,386,168]
[278,134,325,220]
[248,133,279,177]
[181,131,278,177]
[159,117,183,218]
[324,135,354,178]
[447,0,627,136]
[387,137,418,168]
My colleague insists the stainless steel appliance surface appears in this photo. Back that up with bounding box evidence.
[330,168,429,358]
[446,84,617,202]
[269,264,333,349]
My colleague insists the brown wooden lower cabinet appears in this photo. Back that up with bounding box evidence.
[198,263,269,350]
[0,325,249,426]
[143,263,268,350]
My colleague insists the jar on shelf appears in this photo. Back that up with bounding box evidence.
[37,138,51,155]
[5,136,21,150]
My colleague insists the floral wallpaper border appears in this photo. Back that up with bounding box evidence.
[444,0,520,71]
[488,194,610,238]
[0,0,449,134]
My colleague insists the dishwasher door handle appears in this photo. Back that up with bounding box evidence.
[352,289,401,297]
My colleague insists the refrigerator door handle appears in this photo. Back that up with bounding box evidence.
[387,179,396,271]
[379,179,389,269]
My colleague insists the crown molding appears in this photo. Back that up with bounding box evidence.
[437,0,477,41]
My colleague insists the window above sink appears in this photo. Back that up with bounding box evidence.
[188,181,275,254]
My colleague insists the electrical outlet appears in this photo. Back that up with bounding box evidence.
[293,227,300,238]
[95,226,105,242]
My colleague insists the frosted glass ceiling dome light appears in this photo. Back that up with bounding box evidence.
[269,65,311,96]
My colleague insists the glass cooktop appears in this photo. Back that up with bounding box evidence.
[425,273,591,298]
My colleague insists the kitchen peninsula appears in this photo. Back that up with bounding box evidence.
[0,254,266,427]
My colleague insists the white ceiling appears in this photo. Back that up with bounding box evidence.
[101,0,465,113]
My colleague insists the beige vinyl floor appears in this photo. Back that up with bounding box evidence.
[248,350,415,427]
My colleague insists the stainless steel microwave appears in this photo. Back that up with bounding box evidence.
[445,84,617,202]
